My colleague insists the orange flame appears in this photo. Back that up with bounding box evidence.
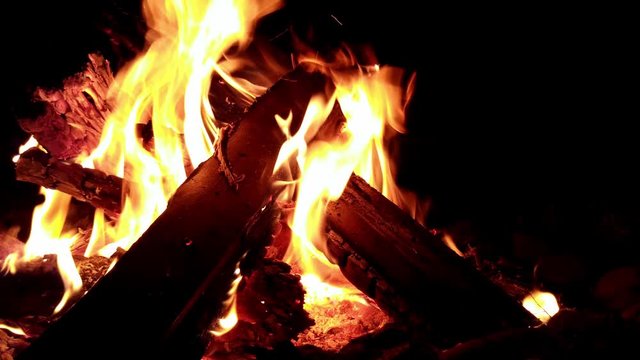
[210,261,243,336]
[274,57,419,309]
[0,322,27,337]
[84,0,282,258]
[11,136,39,163]
[2,188,82,314]
[522,290,560,323]
[8,0,282,323]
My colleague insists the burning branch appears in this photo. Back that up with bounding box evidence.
[19,67,334,360]
[15,148,122,215]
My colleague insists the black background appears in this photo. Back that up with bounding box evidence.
[0,1,636,267]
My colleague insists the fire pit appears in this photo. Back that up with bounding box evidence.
[1,1,638,359]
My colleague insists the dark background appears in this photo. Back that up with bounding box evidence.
[1,1,636,291]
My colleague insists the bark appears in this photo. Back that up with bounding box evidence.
[325,174,539,344]
[15,148,122,215]
[18,67,334,360]
[18,54,113,160]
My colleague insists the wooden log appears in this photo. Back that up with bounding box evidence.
[15,148,122,215]
[18,54,113,160]
[18,67,334,360]
[325,174,539,345]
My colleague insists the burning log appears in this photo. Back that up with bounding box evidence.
[14,148,122,215]
[18,67,334,360]
[0,234,111,319]
[0,234,111,318]
[18,54,113,160]
[325,175,539,344]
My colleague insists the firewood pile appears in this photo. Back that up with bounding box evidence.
[1,2,639,360]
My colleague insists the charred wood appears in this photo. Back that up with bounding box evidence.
[18,67,335,360]
[325,175,539,344]
[15,148,122,215]
[18,54,113,160]
[205,258,312,358]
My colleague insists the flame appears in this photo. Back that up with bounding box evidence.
[443,233,464,257]
[2,188,82,314]
[83,0,281,258]
[0,323,27,337]
[7,0,282,324]
[210,262,243,336]
[522,290,559,323]
[11,136,40,163]
[274,58,418,310]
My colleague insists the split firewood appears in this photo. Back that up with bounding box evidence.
[325,175,539,344]
[18,67,335,360]
[14,148,122,215]
[18,54,113,160]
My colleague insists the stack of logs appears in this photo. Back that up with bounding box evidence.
[2,55,543,360]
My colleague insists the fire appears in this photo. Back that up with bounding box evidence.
[10,0,421,341]
[0,323,27,337]
[2,188,82,314]
[522,290,560,323]
[8,0,281,318]
[84,0,281,258]
[274,58,418,313]
[11,136,39,163]
[210,262,243,336]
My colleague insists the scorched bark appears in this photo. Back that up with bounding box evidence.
[18,67,334,360]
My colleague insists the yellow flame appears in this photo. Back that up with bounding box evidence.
[11,136,40,163]
[274,61,418,308]
[443,233,464,257]
[84,0,281,258]
[210,262,243,336]
[2,188,82,314]
[522,290,559,323]
[8,0,282,328]
[0,323,27,337]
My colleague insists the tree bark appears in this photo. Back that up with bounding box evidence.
[18,67,334,360]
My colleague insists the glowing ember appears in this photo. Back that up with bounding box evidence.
[0,323,27,337]
[273,57,418,330]
[84,0,281,259]
[522,290,560,323]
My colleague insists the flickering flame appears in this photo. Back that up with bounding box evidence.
[443,233,464,257]
[11,136,39,163]
[8,0,281,324]
[210,262,243,336]
[0,323,27,337]
[274,58,418,309]
[83,0,281,258]
[300,274,367,307]
[2,188,83,314]
[522,290,559,323]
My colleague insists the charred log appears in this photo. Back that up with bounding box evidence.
[18,54,113,160]
[15,148,122,215]
[0,234,111,319]
[18,67,334,360]
[325,174,539,344]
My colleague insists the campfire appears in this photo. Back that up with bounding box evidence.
[1,1,638,359]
